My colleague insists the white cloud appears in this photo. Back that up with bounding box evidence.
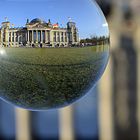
[102,23,108,27]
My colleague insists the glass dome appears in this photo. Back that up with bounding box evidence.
[30,18,46,24]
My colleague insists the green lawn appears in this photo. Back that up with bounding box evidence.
[0,45,109,110]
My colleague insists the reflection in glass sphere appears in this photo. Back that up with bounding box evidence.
[0,0,110,110]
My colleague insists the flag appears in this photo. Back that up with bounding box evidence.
[53,23,59,28]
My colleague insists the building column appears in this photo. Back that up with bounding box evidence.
[58,32,60,42]
[32,30,34,43]
[45,30,48,43]
[18,35,19,43]
[60,32,61,42]
[27,30,29,43]
[56,32,58,42]
[40,30,43,43]
[61,32,63,42]
[63,32,65,43]
[5,30,9,42]
[48,31,50,42]
[14,32,16,43]
[50,31,53,42]
[1,31,3,47]
[5,30,9,47]
[36,30,38,43]
[72,31,74,43]
[66,32,69,43]
[11,32,12,44]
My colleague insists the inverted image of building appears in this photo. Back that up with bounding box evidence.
[0,18,79,47]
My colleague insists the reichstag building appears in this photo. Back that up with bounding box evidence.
[0,18,79,47]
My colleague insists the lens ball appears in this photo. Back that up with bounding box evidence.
[0,0,110,110]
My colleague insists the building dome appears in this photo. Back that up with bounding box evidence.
[30,18,46,24]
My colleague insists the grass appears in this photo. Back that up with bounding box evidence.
[0,45,109,110]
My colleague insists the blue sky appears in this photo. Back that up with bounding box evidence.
[0,0,109,39]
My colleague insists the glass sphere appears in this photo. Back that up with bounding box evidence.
[0,0,110,110]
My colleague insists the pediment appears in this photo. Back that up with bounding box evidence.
[27,23,48,29]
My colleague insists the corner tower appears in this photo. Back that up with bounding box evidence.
[67,21,79,45]
[0,21,10,47]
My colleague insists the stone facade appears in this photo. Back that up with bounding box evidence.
[0,18,79,47]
